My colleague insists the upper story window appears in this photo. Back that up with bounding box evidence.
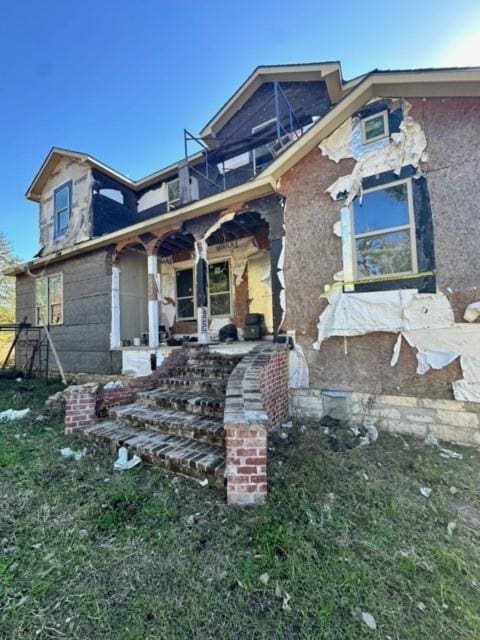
[167,179,180,210]
[352,179,417,279]
[35,274,63,325]
[54,181,72,237]
[361,110,389,144]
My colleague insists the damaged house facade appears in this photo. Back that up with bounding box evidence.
[6,62,480,500]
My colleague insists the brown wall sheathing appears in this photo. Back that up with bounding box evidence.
[281,97,480,400]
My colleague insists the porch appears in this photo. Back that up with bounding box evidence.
[109,199,285,377]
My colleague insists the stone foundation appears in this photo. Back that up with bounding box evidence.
[290,389,480,447]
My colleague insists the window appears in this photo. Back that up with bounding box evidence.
[361,110,389,144]
[54,182,72,237]
[176,268,194,319]
[167,179,180,210]
[35,274,63,325]
[209,261,231,316]
[352,179,417,279]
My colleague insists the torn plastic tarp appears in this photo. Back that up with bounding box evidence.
[314,289,454,349]
[321,102,428,204]
[398,326,480,402]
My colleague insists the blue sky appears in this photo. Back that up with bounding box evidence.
[1,0,479,260]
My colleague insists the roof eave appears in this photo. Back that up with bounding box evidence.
[10,174,277,276]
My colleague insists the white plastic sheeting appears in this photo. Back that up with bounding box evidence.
[137,185,167,212]
[313,289,454,349]
[398,326,480,402]
[313,288,480,402]
[320,101,428,204]
[99,188,124,204]
[289,343,309,389]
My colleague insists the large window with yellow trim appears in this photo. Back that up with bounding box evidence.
[351,179,417,280]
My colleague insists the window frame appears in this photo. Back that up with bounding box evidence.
[53,181,72,238]
[167,178,181,210]
[175,266,195,321]
[35,273,64,326]
[350,178,418,281]
[174,258,233,321]
[208,258,232,317]
[360,110,389,144]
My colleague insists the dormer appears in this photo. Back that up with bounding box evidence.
[26,148,138,256]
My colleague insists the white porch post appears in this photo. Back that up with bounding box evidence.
[195,239,210,344]
[110,264,121,349]
[147,254,160,348]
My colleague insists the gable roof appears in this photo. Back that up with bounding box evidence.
[198,62,347,139]
[9,64,480,278]
[26,147,205,203]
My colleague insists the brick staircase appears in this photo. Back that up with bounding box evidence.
[84,346,243,485]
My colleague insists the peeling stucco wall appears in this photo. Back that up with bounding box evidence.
[280,96,480,401]
[39,157,93,255]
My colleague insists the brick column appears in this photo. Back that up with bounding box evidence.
[64,383,99,434]
[225,423,267,506]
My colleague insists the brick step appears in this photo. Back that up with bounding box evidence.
[174,364,234,379]
[85,421,225,485]
[186,353,243,367]
[138,388,225,419]
[110,403,225,444]
[155,376,228,394]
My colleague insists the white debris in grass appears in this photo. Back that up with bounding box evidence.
[113,446,141,470]
[259,573,270,585]
[361,611,377,630]
[420,487,432,498]
[103,380,124,389]
[59,447,87,461]
[447,521,457,537]
[0,408,30,421]
[439,448,463,460]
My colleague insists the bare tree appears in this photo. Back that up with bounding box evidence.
[0,232,17,325]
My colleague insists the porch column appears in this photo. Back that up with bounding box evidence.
[270,237,284,337]
[195,239,209,344]
[147,255,160,349]
[110,264,121,349]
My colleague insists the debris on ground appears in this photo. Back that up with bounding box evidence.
[361,611,377,630]
[319,415,379,451]
[59,447,87,461]
[35,415,47,422]
[439,448,463,460]
[423,434,463,459]
[0,408,30,421]
[282,592,291,611]
[259,573,270,585]
[281,421,293,430]
[113,446,141,470]
[420,487,432,498]
[197,478,209,487]
[447,521,457,537]
[103,380,124,389]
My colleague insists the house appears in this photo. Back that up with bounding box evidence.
[6,62,480,497]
